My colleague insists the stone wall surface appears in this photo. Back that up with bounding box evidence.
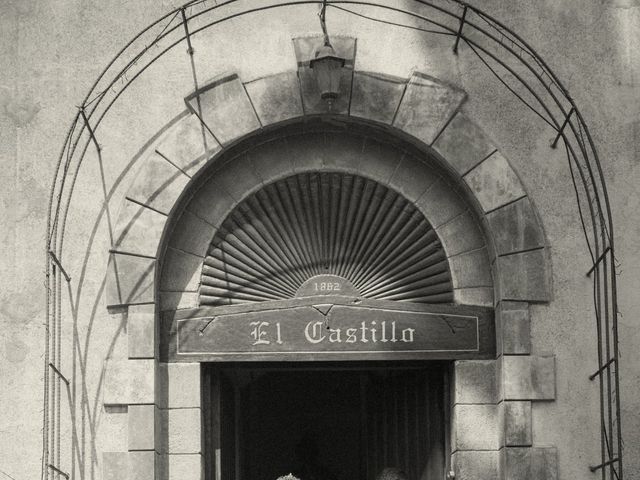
[0,1,638,480]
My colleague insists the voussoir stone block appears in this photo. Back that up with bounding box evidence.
[164,408,202,454]
[497,250,550,302]
[502,401,532,447]
[393,72,466,146]
[103,359,155,405]
[503,447,557,480]
[433,112,496,176]
[113,199,167,257]
[454,287,494,307]
[453,404,500,451]
[188,177,237,228]
[359,139,402,183]
[106,253,155,308]
[388,155,439,202]
[293,35,356,115]
[158,362,201,409]
[127,151,190,215]
[497,302,531,355]
[167,453,203,480]
[501,355,555,400]
[350,71,406,124]
[185,73,261,145]
[290,132,326,172]
[168,210,216,258]
[453,450,500,480]
[155,111,220,177]
[128,304,155,359]
[487,197,545,255]
[449,248,493,289]
[453,360,499,404]
[159,247,202,293]
[464,151,526,213]
[159,291,198,312]
[128,404,157,451]
[436,211,485,257]
[210,154,262,201]
[321,133,366,172]
[415,179,467,229]
[244,71,303,126]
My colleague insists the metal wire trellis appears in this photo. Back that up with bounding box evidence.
[42,1,623,479]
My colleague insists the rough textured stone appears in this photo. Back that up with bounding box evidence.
[188,177,237,228]
[106,253,155,307]
[169,210,217,258]
[503,447,557,480]
[159,247,202,293]
[503,401,532,447]
[487,197,546,255]
[103,359,155,405]
[436,211,486,257]
[350,71,406,124]
[126,151,190,215]
[159,291,199,312]
[164,408,202,454]
[497,250,550,302]
[128,451,157,480]
[449,248,493,289]
[244,71,303,126]
[415,180,467,229]
[453,287,494,307]
[158,363,201,409]
[154,111,220,176]
[167,453,203,480]
[293,35,356,115]
[433,112,496,176]
[453,450,500,480]
[463,151,526,213]
[393,72,466,146]
[388,155,439,202]
[497,302,531,355]
[454,360,499,404]
[128,304,155,359]
[185,73,261,145]
[103,452,128,480]
[128,404,156,451]
[502,355,556,400]
[453,404,500,451]
[113,199,167,257]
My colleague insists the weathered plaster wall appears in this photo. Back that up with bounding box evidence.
[0,1,638,479]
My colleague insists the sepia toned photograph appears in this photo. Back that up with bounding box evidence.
[0,1,638,479]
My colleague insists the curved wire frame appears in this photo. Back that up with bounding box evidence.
[42,1,623,479]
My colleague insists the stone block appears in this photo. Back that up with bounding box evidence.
[393,72,466,146]
[127,151,190,215]
[188,177,237,228]
[159,291,199,312]
[158,362,201,409]
[163,408,202,454]
[487,197,545,255]
[106,253,155,307]
[103,452,128,480]
[128,451,157,480]
[452,450,500,480]
[503,447,557,480]
[436,211,485,257]
[167,454,203,480]
[244,71,303,126]
[169,210,217,258]
[289,132,326,172]
[321,133,366,172]
[155,112,220,176]
[463,151,526,213]
[433,112,496,176]
[350,71,406,124]
[249,137,295,184]
[359,139,402,183]
[128,304,155,359]
[185,73,261,145]
[453,287,494,307]
[453,404,500,451]
[159,247,202,292]
[209,154,262,202]
[103,359,155,405]
[415,180,467,229]
[496,250,550,302]
[388,155,439,202]
[497,302,531,355]
[449,248,493,289]
[128,404,156,451]
[113,199,167,257]
[501,355,555,400]
[293,35,356,115]
[503,401,532,447]
[453,360,499,404]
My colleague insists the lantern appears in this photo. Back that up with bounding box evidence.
[309,43,345,105]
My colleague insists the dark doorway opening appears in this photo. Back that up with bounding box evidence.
[203,363,448,480]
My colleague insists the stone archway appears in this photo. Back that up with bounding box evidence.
[101,36,556,480]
